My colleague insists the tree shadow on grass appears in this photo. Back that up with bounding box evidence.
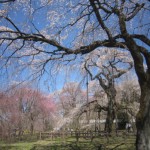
[0,146,22,150]
[30,142,105,150]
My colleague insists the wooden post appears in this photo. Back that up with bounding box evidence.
[39,132,41,140]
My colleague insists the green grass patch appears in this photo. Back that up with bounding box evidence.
[0,135,136,150]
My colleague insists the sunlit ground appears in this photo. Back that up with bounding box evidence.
[0,135,135,150]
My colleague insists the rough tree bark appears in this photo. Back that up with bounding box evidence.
[118,9,150,149]
[136,84,150,150]
[104,87,116,133]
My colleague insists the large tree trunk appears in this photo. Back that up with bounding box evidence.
[105,95,115,133]
[136,84,150,150]
[118,7,150,150]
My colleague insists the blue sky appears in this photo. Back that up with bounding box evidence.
[0,0,149,94]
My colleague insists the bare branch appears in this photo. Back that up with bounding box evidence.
[125,3,145,21]
[0,0,15,3]
[132,34,150,46]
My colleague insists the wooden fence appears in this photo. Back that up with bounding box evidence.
[39,130,135,142]
[39,130,109,142]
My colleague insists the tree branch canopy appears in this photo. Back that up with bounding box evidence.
[0,0,149,83]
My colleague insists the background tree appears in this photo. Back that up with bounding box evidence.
[0,86,56,139]
[55,82,87,130]
[59,82,84,116]
[17,88,55,134]
[82,48,132,133]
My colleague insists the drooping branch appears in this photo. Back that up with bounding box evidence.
[0,0,15,3]
[111,61,133,79]
[77,100,108,118]
[132,34,150,46]
[0,30,128,57]
[89,0,113,41]
[125,3,145,21]
[84,60,108,91]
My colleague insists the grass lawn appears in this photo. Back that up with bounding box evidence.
[0,135,136,150]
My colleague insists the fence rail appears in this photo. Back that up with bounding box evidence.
[39,130,111,141]
[39,130,135,141]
